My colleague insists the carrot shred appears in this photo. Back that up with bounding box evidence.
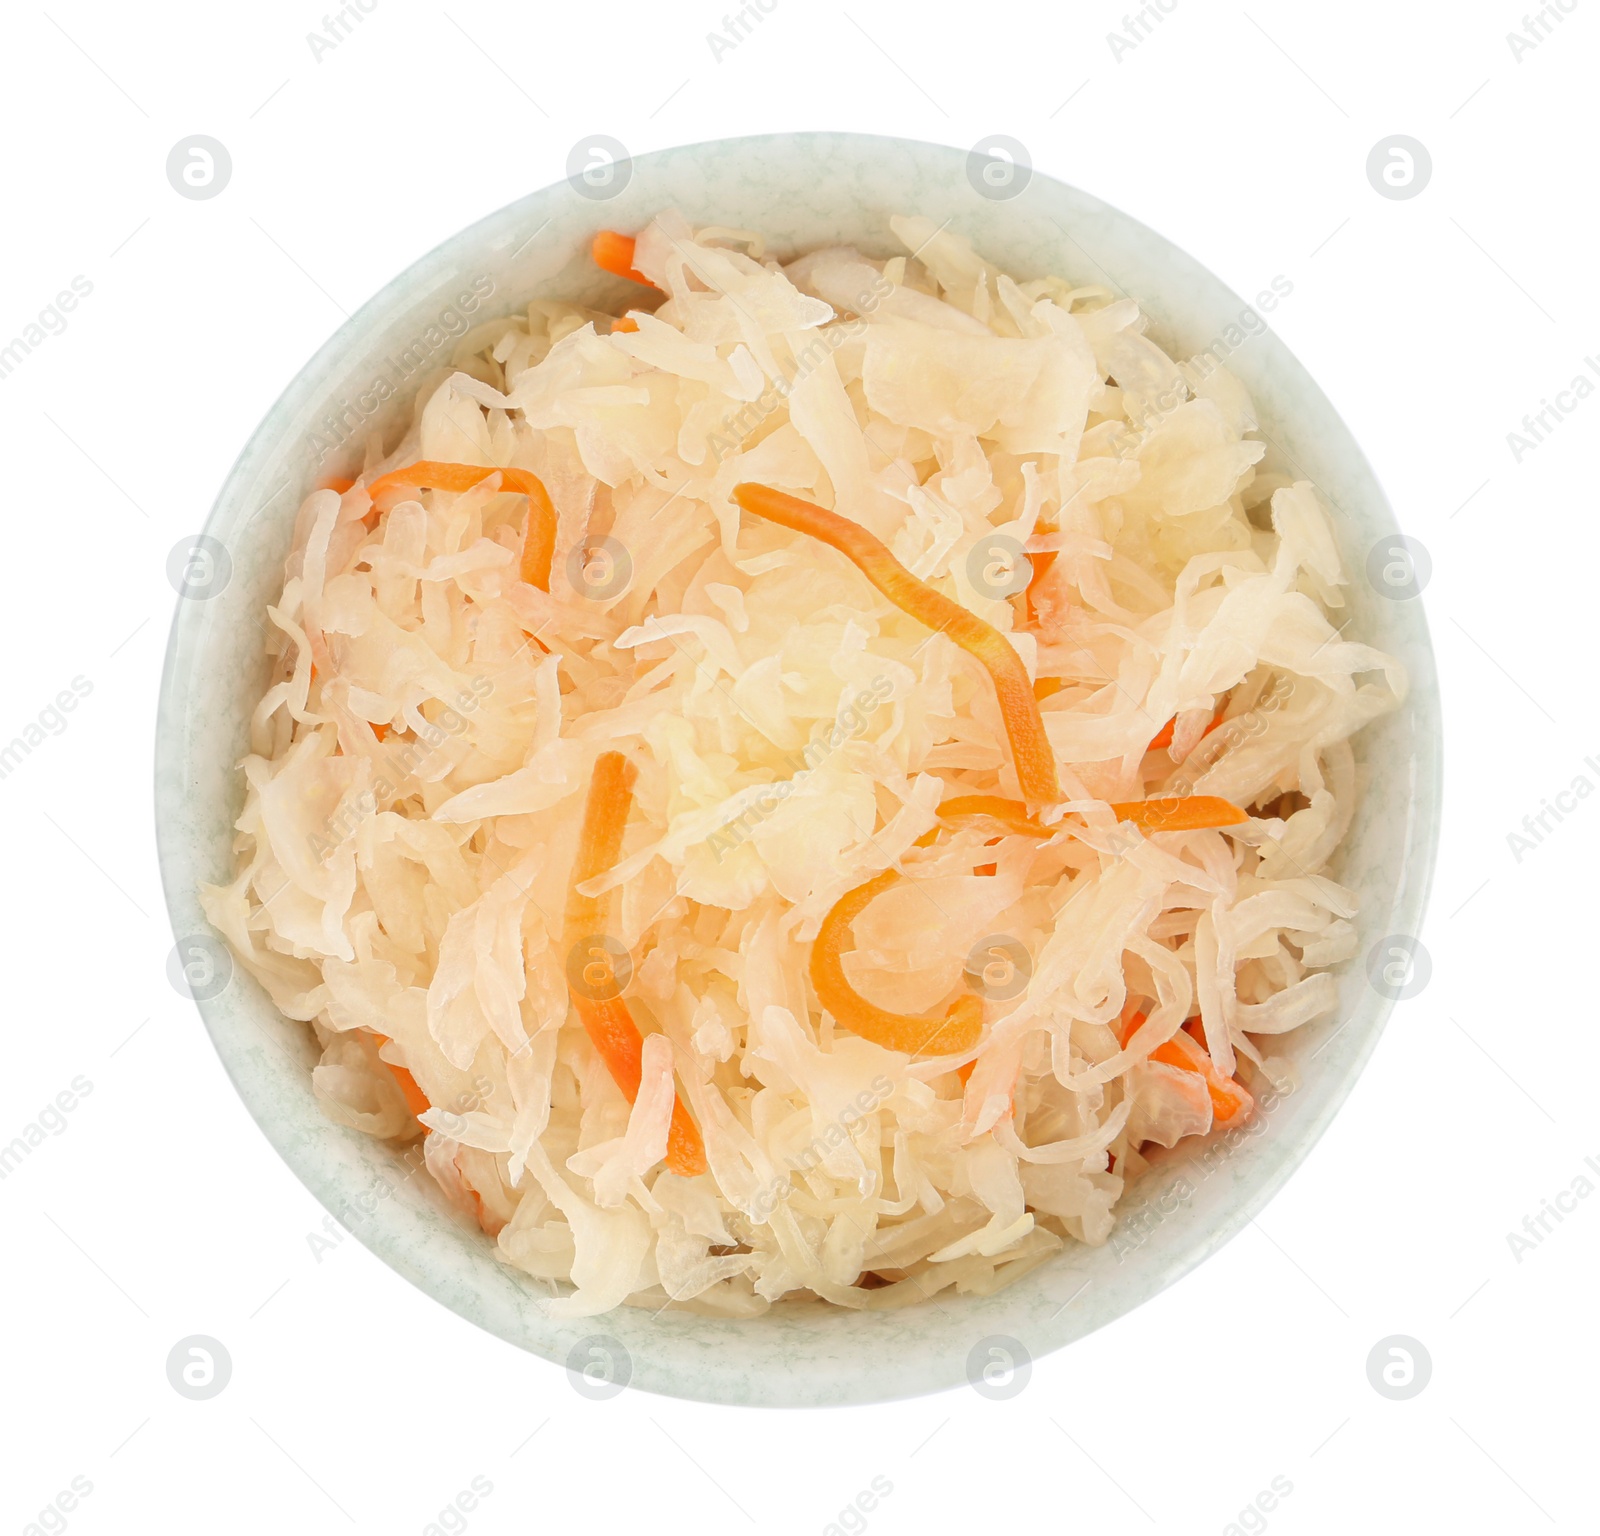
[955,1053,1017,1118]
[811,869,982,1057]
[916,793,1249,863]
[732,483,1061,808]
[1147,698,1228,754]
[564,752,706,1177]
[937,794,1051,838]
[611,315,640,334]
[321,476,356,495]
[591,230,657,288]
[1116,1012,1251,1125]
[914,792,1245,852]
[1023,547,1059,631]
[1107,795,1248,832]
[1033,676,1065,701]
[364,461,557,592]
[365,1030,431,1120]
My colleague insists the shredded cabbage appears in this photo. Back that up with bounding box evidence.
[202,212,1403,1316]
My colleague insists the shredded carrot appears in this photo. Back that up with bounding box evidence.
[937,794,1051,838]
[365,1030,431,1120]
[956,1051,1016,1118]
[371,722,388,743]
[1021,516,1059,628]
[591,230,657,288]
[321,476,356,495]
[564,752,706,1177]
[914,792,1245,852]
[517,495,556,593]
[1033,676,1065,701]
[467,1188,502,1236]
[364,461,557,592]
[1147,698,1228,754]
[1116,1012,1251,1125]
[1024,547,1059,630]
[611,315,640,334]
[811,869,982,1057]
[732,483,1061,807]
[1107,795,1248,832]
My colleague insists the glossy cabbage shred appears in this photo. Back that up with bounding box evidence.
[202,212,1404,1317]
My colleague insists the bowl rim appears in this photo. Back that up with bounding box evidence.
[155,129,1442,1407]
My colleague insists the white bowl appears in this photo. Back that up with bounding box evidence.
[155,132,1441,1406]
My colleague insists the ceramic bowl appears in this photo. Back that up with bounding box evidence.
[155,131,1441,1406]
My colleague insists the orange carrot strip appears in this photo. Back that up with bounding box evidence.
[914,793,1245,849]
[1116,1013,1251,1125]
[811,869,982,1057]
[564,752,706,1177]
[591,230,657,288]
[364,461,557,592]
[914,794,1048,849]
[321,476,356,495]
[1026,547,1058,606]
[937,794,1051,838]
[611,316,640,334]
[955,1056,1016,1118]
[733,483,1061,807]
[1147,698,1228,754]
[1033,676,1065,701]
[366,1030,431,1120]
[517,490,557,593]
[1107,795,1248,832]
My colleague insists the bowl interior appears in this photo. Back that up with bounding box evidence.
[155,132,1440,1406]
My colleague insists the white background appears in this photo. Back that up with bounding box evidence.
[2,2,1593,1532]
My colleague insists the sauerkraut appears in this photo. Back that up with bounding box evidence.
[202,211,1404,1317]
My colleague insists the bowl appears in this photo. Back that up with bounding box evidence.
[155,131,1441,1406]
